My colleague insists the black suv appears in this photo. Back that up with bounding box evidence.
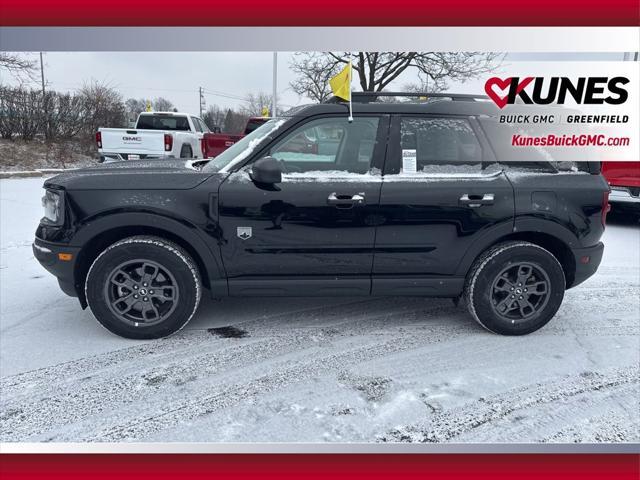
[34,93,609,339]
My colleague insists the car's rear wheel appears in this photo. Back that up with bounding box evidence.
[464,241,565,335]
[85,235,201,339]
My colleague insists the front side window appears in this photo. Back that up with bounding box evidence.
[399,117,482,174]
[269,117,380,175]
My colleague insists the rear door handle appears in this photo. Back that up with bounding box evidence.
[327,192,366,209]
[459,193,494,207]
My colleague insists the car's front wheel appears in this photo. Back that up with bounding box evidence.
[464,241,565,335]
[85,235,201,339]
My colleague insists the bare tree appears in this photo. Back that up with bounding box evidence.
[153,97,175,112]
[125,98,149,123]
[289,52,341,102]
[202,104,226,131]
[8,88,43,140]
[0,53,37,82]
[45,92,84,139]
[223,108,248,134]
[0,83,120,147]
[290,52,502,100]
[241,92,272,117]
[78,81,126,138]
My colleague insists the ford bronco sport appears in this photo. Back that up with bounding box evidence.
[33,93,610,339]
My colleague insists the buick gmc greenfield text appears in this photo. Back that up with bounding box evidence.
[33,93,610,339]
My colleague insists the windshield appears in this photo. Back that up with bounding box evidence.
[203,119,285,172]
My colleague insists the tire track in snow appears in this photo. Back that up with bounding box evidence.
[379,367,638,443]
[1,301,470,441]
[50,325,464,442]
[0,297,459,397]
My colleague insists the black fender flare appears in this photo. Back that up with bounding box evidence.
[453,216,579,277]
[71,211,227,296]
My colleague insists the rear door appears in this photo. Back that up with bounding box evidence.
[372,115,514,295]
[217,115,388,296]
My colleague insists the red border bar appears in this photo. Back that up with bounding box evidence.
[1,454,639,480]
[0,0,639,26]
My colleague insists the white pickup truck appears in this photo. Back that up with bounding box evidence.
[96,112,210,162]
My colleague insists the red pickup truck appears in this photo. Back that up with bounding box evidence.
[201,117,269,158]
[602,161,640,209]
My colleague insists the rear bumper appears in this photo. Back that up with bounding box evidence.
[569,242,604,288]
[99,152,169,163]
[33,238,81,298]
[609,186,640,205]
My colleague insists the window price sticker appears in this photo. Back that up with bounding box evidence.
[402,149,417,174]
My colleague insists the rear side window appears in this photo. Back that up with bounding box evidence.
[400,117,482,174]
[136,114,191,131]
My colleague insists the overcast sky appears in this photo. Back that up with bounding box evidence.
[1,52,629,115]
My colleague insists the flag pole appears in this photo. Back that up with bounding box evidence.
[348,60,353,123]
[272,52,278,117]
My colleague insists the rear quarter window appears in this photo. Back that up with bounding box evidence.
[399,117,483,174]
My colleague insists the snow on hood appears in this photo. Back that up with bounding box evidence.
[44,159,217,191]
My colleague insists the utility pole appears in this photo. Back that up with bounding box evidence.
[271,52,277,117]
[39,52,46,96]
[40,52,49,141]
[199,87,206,117]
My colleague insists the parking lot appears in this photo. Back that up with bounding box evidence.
[1,177,638,443]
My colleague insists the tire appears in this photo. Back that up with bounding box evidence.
[180,144,193,158]
[85,235,201,339]
[464,241,565,335]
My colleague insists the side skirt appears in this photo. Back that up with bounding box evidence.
[221,276,465,298]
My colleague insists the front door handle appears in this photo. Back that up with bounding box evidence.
[459,193,494,208]
[327,192,366,209]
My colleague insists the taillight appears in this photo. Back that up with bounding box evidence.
[201,138,207,158]
[601,191,611,227]
[164,133,173,152]
[95,131,102,148]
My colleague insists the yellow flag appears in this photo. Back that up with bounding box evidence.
[261,106,270,117]
[146,100,152,112]
[329,61,352,101]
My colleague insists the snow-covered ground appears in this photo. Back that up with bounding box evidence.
[1,177,638,443]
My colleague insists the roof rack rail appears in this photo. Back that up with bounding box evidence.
[327,92,488,103]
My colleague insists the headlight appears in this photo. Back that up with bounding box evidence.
[41,189,64,226]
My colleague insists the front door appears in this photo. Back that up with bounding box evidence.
[218,115,388,296]
[372,115,515,295]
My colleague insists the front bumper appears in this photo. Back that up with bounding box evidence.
[33,238,81,298]
[569,242,604,288]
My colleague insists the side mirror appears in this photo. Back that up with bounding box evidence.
[250,156,282,185]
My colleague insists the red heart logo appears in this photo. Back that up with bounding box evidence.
[484,77,534,109]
